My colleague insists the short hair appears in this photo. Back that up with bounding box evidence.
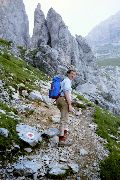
[67,69,76,74]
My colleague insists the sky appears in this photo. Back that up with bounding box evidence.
[23,0,120,37]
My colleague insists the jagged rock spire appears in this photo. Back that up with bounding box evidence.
[31,3,49,47]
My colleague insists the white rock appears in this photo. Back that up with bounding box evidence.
[0,109,6,114]
[13,158,43,176]
[68,163,79,173]
[80,148,88,156]
[29,90,43,101]
[42,95,51,105]
[0,128,9,137]
[17,104,34,112]
[88,124,97,131]
[22,90,29,97]
[24,148,32,153]
[49,167,66,176]
[16,124,42,147]
[75,110,82,116]
[42,128,60,137]
[12,91,19,100]
[52,115,60,123]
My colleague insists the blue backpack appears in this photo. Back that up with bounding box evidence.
[49,76,61,99]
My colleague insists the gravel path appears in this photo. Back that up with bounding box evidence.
[20,100,108,180]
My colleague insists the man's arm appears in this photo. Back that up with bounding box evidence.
[64,91,74,112]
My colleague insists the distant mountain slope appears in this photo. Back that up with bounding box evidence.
[86,11,120,59]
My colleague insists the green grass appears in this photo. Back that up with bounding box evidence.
[93,106,120,180]
[0,38,12,48]
[0,102,20,151]
[0,52,49,92]
[0,39,50,161]
[76,94,94,107]
[97,57,120,67]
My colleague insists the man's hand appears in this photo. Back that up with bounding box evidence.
[68,104,75,113]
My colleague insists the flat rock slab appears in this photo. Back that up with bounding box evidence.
[16,124,42,147]
[28,90,43,101]
[52,115,60,123]
[68,163,79,173]
[13,158,43,176]
[42,128,60,138]
[48,162,69,177]
[80,148,88,156]
[0,128,9,137]
[0,109,6,114]
[48,167,66,177]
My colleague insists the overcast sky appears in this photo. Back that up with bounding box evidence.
[23,0,120,37]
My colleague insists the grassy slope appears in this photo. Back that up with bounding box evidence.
[97,57,120,67]
[0,39,49,152]
[93,106,120,180]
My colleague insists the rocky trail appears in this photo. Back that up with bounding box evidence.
[2,96,108,180]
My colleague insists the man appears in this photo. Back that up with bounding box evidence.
[56,68,76,146]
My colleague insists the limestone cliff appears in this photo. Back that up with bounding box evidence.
[31,3,49,47]
[0,0,29,46]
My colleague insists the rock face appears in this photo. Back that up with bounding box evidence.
[28,5,120,115]
[86,11,120,58]
[31,3,49,47]
[77,66,120,115]
[30,7,96,83]
[0,0,29,46]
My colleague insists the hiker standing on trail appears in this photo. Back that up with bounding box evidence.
[56,68,76,146]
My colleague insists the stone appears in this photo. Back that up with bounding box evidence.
[28,90,43,101]
[16,124,42,147]
[68,163,79,173]
[17,104,34,113]
[80,148,88,156]
[13,158,43,176]
[12,91,20,100]
[88,124,97,131]
[0,128,9,137]
[48,167,66,177]
[0,109,6,114]
[51,115,61,123]
[21,90,29,98]
[50,136,59,146]
[48,162,69,170]
[42,155,50,165]
[42,95,52,105]
[24,148,32,153]
[75,109,82,116]
[42,128,60,138]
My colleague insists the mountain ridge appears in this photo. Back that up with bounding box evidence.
[86,10,120,59]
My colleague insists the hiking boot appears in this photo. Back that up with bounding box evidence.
[58,134,73,147]
[58,139,73,147]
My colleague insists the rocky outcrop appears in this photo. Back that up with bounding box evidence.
[86,11,120,58]
[77,66,120,115]
[31,3,49,47]
[0,0,29,46]
[29,7,96,83]
[28,5,120,115]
